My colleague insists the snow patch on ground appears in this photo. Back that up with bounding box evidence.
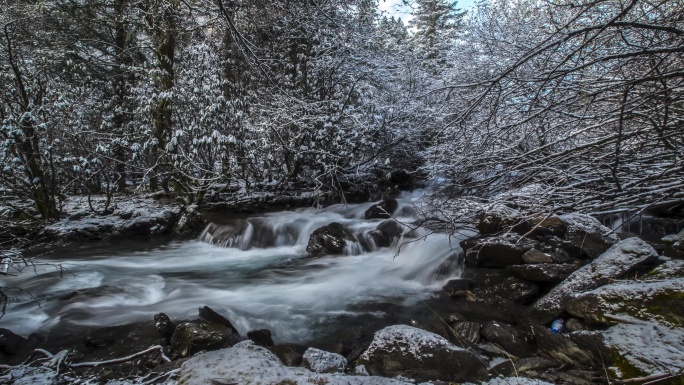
[177,340,409,385]
[602,322,684,375]
[359,325,463,361]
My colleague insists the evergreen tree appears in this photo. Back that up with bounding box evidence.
[410,0,464,64]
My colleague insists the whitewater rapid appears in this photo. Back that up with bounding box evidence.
[0,194,471,342]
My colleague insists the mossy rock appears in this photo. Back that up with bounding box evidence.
[566,279,684,327]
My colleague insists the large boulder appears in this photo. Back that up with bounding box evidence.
[464,236,538,268]
[356,325,487,382]
[177,341,408,385]
[507,264,578,283]
[601,322,684,377]
[306,222,356,256]
[303,347,347,373]
[566,279,684,327]
[557,213,619,259]
[364,199,398,220]
[525,238,658,324]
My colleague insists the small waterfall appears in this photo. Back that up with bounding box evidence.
[199,220,254,250]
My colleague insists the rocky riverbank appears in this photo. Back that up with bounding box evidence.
[1,198,683,385]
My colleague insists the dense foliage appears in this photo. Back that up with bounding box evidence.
[1,0,682,221]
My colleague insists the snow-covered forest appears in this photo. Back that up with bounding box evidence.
[1,0,683,219]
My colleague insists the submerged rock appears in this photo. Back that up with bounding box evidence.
[525,238,658,324]
[566,279,684,327]
[306,222,356,256]
[364,199,398,220]
[369,219,404,248]
[177,341,408,385]
[356,325,487,382]
[303,347,347,373]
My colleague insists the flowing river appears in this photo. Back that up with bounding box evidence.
[0,194,471,344]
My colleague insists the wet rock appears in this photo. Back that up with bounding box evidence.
[169,321,234,357]
[198,306,240,335]
[306,222,356,256]
[481,321,536,357]
[428,253,462,281]
[0,328,25,355]
[178,341,407,385]
[443,278,476,296]
[522,249,554,264]
[464,236,538,268]
[247,329,274,348]
[476,204,523,235]
[450,322,481,345]
[369,219,404,248]
[173,205,206,238]
[531,325,599,366]
[303,347,347,373]
[387,169,414,190]
[364,199,398,220]
[557,213,619,259]
[154,312,176,343]
[447,312,467,323]
[566,279,684,327]
[525,238,659,324]
[507,264,577,283]
[272,344,306,366]
[484,276,540,304]
[357,325,487,382]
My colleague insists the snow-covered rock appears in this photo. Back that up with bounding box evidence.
[357,325,487,382]
[303,347,347,373]
[177,341,409,385]
[476,204,522,234]
[645,257,684,279]
[557,213,618,259]
[600,322,684,377]
[566,279,684,327]
[525,238,658,324]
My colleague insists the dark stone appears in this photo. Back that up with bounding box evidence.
[464,236,538,268]
[247,329,274,348]
[428,253,462,281]
[476,205,523,235]
[450,322,481,345]
[306,222,356,256]
[484,276,540,304]
[388,169,414,190]
[557,213,618,259]
[369,219,404,248]
[170,321,234,357]
[154,312,176,343]
[443,278,477,295]
[173,205,207,238]
[198,306,240,335]
[522,249,554,264]
[507,264,577,283]
[272,344,306,366]
[565,318,588,332]
[531,325,599,366]
[0,328,25,355]
[481,321,536,357]
[364,199,398,220]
